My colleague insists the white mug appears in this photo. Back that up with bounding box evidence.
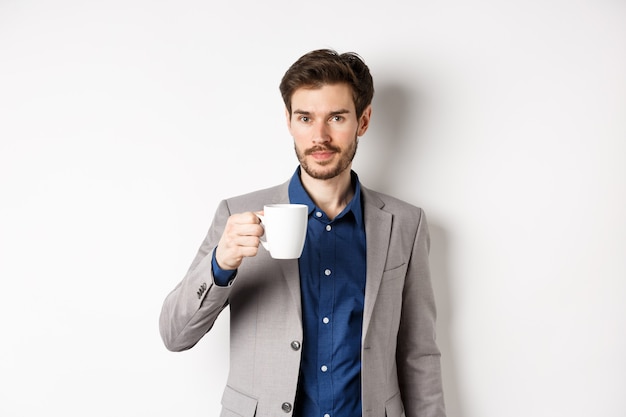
[255,204,308,259]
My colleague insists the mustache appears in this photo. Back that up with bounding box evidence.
[304,145,341,156]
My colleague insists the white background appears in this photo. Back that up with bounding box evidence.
[1,1,625,416]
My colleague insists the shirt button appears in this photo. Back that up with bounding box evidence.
[290,340,301,350]
[324,269,331,276]
[281,402,293,413]
[322,317,329,324]
[324,414,331,417]
[325,225,332,231]
[321,365,328,372]
[315,211,323,218]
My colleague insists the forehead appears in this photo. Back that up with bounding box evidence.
[290,83,355,112]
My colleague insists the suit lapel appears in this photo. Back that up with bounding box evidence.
[273,183,303,322]
[279,259,302,322]
[361,187,392,342]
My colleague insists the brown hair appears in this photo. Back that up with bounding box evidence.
[279,49,374,118]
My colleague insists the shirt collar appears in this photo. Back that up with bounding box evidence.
[288,166,364,226]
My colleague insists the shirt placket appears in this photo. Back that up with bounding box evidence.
[316,210,335,417]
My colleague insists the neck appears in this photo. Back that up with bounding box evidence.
[300,167,354,220]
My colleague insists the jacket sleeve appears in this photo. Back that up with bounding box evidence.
[159,199,233,352]
[397,209,447,417]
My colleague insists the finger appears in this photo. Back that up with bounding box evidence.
[231,211,261,225]
[233,235,261,248]
[233,223,264,237]
[238,245,259,258]
[227,239,260,262]
[215,237,260,270]
[223,216,261,237]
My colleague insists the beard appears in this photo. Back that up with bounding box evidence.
[295,135,359,180]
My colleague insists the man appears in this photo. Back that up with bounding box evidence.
[159,49,446,417]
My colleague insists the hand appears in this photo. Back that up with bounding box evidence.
[215,211,264,270]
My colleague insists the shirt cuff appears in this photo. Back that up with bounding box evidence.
[211,248,237,287]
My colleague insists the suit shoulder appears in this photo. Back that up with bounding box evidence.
[223,181,290,212]
[362,187,425,217]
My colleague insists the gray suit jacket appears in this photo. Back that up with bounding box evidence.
[160,180,446,417]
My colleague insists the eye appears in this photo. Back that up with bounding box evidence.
[299,116,310,123]
[330,115,344,122]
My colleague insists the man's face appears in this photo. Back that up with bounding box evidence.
[287,83,371,181]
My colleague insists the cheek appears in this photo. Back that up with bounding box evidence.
[289,125,309,141]
[292,134,308,151]
[334,127,359,142]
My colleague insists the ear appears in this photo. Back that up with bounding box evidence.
[357,105,372,137]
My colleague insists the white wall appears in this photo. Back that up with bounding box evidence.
[1,1,625,416]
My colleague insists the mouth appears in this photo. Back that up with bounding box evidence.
[305,146,339,161]
[310,151,335,161]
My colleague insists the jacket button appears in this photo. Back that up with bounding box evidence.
[281,402,292,413]
[290,341,301,351]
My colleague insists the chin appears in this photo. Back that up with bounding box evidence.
[303,163,349,181]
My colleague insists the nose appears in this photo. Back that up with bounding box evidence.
[312,120,330,144]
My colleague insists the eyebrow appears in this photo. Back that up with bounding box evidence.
[293,109,352,116]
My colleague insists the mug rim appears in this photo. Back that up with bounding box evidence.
[264,203,308,209]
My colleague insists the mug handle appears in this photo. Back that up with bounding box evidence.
[254,212,270,251]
